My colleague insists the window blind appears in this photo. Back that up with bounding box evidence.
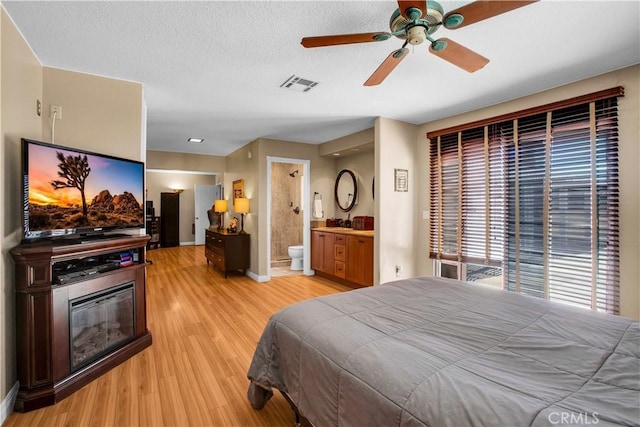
[428,89,621,314]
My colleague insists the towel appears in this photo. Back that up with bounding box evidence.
[313,199,323,219]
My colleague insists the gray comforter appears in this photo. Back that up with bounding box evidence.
[247,276,640,426]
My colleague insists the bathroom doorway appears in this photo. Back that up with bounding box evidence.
[266,157,311,278]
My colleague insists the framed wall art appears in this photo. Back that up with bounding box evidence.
[233,179,244,200]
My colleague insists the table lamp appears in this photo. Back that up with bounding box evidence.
[234,197,249,235]
[214,199,227,231]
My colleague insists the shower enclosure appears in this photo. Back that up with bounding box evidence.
[270,162,303,267]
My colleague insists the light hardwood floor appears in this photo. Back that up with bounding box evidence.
[4,245,351,427]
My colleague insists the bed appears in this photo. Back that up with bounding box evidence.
[247,276,639,426]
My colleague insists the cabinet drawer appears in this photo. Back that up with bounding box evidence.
[211,237,225,251]
[213,253,226,271]
[334,261,346,279]
[334,244,345,262]
[334,234,346,244]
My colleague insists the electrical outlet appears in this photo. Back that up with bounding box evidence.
[395,265,401,277]
[50,105,62,120]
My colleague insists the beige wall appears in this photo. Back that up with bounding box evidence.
[318,127,374,156]
[417,65,640,320]
[335,150,375,218]
[146,171,218,244]
[147,150,226,173]
[42,67,143,162]
[224,140,259,272]
[1,7,43,410]
[375,118,419,285]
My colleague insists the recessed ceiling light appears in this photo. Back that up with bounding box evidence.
[188,138,204,143]
[332,153,341,156]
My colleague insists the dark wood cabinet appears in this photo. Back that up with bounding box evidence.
[205,229,250,278]
[160,192,179,247]
[10,235,152,412]
[311,229,373,288]
[311,230,335,275]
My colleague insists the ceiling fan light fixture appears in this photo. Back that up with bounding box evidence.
[407,26,427,45]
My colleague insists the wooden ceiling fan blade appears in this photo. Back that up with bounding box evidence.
[397,1,427,19]
[301,32,391,48]
[364,48,409,87]
[429,38,489,73]
[443,0,538,30]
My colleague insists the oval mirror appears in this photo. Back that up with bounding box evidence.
[335,169,357,212]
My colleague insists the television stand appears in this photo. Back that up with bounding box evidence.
[10,235,152,412]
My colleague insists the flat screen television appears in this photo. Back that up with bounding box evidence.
[21,138,145,241]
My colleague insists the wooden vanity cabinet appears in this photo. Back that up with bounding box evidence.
[312,229,373,288]
[311,231,334,275]
[346,235,373,286]
[334,234,346,279]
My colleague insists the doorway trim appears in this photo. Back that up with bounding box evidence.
[266,156,312,278]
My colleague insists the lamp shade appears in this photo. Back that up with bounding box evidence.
[234,197,249,214]
[214,199,227,213]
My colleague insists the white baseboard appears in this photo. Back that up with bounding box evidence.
[247,270,270,282]
[0,381,19,425]
[179,241,195,246]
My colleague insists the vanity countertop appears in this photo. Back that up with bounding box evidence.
[312,227,374,237]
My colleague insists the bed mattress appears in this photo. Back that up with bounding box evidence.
[247,276,639,426]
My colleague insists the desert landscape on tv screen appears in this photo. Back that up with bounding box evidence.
[27,144,144,232]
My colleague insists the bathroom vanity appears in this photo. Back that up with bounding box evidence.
[311,227,373,288]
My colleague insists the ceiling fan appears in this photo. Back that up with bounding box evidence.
[301,0,538,86]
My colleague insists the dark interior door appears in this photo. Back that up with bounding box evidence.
[160,192,180,247]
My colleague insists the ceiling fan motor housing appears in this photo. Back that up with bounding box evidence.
[390,0,444,44]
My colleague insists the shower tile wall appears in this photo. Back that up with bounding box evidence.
[271,163,303,261]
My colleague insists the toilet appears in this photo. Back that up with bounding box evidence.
[287,245,304,270]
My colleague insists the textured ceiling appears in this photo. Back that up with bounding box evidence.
[3,1,639,156]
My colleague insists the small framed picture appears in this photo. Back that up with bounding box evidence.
[394,169,408,192]
[233,179,244,200]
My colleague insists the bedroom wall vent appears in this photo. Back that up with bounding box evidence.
[280,75,319,92]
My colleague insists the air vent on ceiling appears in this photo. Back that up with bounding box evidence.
[281,75,319,92]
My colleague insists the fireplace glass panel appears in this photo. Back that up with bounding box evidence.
[69,282,135,371]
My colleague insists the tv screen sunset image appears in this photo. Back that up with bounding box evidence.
[25,142,144,234]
